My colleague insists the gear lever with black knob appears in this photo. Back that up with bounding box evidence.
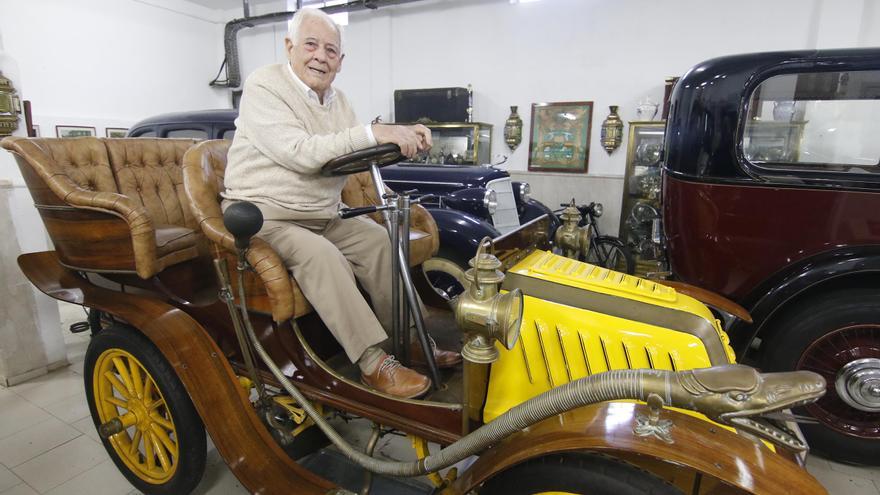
[223,201,264,251]
[216,201,267,403]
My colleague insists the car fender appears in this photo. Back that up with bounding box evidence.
[733,245,880,355]
[447,402,825,495]
[520,199,560,233]
[17,251,335,495]
[426,207,500,266]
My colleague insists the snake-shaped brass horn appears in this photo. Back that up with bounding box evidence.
[639,365,826,450]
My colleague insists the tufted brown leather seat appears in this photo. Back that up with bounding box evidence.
[182,139,440,323]
[1,136,201,279]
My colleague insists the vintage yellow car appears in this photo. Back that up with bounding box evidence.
[2,135,827,495]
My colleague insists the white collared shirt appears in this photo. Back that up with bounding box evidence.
[285,63,375,145]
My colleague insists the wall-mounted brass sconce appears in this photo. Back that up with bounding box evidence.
[601,105,623,154]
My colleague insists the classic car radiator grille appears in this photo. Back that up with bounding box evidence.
[486,178,520,235]
[483,294,714,422]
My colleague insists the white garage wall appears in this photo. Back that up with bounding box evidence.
[229,0,880,233]
[0,0,230,381]
[0,0,229,140]
[4,0,878,233]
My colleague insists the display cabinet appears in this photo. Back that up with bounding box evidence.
[416,122,492,165]
[618,121,666,276]
[743,120,807,163]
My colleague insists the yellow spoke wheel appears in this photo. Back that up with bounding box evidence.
[94,349,178,482]
[85,325,206,494]
[479,453,682,495]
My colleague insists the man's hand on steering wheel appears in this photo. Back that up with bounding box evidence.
[371,123,432,158]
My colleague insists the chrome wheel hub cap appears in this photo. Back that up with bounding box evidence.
[835,357,880,412]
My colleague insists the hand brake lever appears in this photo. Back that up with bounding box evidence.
[411,194,436,205]
[338,204,393,219]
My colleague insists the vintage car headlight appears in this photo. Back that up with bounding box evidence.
[452,244,524,363]
[446,188,496,218]
[592,202,603,218]
[483,189,497,215]
[515,182,531,203]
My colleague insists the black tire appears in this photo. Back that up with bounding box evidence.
[586,236,635,274]
[84,325,207,494]
[480,453,682,495]
[760,288,880,465]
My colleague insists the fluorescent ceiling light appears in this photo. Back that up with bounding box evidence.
[287,0,349,25]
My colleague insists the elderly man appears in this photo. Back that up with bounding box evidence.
[223,8,459,399]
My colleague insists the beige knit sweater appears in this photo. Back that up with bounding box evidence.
[223,64,374,219]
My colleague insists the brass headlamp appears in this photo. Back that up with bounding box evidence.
[554,199,590,259]
[452,239,523,364]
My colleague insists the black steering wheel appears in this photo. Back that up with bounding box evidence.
[320,143,406,177]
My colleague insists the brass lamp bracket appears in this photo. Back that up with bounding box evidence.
[633,393,675,444]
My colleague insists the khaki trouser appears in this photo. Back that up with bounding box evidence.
[256,210,399,363]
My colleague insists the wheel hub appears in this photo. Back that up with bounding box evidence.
[128,398,150,430]
[835,358,880,412]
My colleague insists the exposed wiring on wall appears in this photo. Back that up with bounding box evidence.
[209,57,230,87]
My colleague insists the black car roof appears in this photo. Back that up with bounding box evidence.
[131,109,239,128]
[664,47,880,179]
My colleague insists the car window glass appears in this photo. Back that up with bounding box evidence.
[222,129,236,140]
[743,70,880,174]
[167,129,208,140]
[133,130,156,137]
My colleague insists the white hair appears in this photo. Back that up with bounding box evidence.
[288,8,344,53]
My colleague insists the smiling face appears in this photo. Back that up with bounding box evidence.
[285,14,343,99]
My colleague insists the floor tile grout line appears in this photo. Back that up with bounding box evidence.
[11,381,87,412]
[6,432,85,470]
[0,481,37,495]
[44,458,135,495]
[40,392,87,410]
[11,435,107,494]
[0,415,58,444]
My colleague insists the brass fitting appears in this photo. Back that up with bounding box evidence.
[452,238,523,364]
[554,199,590,259]
[0,72,22,137]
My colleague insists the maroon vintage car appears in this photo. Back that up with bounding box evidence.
[661,48,880,464]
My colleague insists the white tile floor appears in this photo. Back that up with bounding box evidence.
[0,302,877,494]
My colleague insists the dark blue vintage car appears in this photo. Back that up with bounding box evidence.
[127,110,559,298]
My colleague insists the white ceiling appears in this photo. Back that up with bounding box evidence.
[183,0,279,11]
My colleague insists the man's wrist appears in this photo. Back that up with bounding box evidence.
[364,124,377,146]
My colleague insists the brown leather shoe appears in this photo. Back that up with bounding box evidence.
[361,355,431,399]
[410,337,462,368]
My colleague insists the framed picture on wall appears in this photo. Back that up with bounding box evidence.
[105,127,128,138]
[55,125,96,138]
[31,124,40,137]
[527,101,593,173]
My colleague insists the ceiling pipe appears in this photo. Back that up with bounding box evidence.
[213,0,424,88]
